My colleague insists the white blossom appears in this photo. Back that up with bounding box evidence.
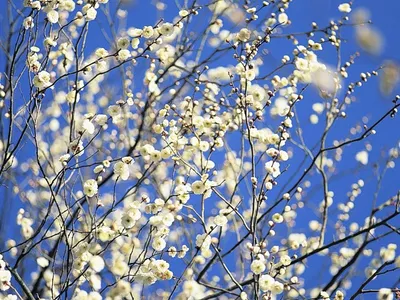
[83,179,98,197]
[338,3,352,13]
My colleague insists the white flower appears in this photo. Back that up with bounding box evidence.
[271,281,284,294]
[152,237,166,251]
[355,150,368,165]
[60,0,75,12]
[335,291,344,300]
[33,71,51,88]
[95,48,109,58]
[131,38,140,49]
[83,179,98,197]
[117,37,130,49]
[378,288,393,300]
[142,26,154,38]
[47,10,59,24]
[279,151,289,161]
[122,156,134,164]
[0,269,11,291]
[295,58,309,71]
[179,9,189,17]
[288,233,306,249]
[237,28,250,42]
[198,141,210,152]
[196,233,211,250]
[278,13,289,25]
[140,144,155,156]
[213,215,228,226]
[44,37,57,47]
[70,139,84,156]
[113,161,130,180]
[138,273,157,286]
[280,254,291,266]
[113,260,130,278]
[272,213,284,224]
[98,226,113,242]
[338,3,351,13]
[149,150,162,162]
[59,154,70,163]
[121,213,135,229]
[94,114,108,125]
[159,22,174,36]
[380,245,396,262]
[321,291,330,299]
[259,274,275,291]
[66,90,80,103]
[88,291,101,300]
[128,27,143,37]
[266,148,279,158]
[82,119,95,134]
[182,280,205,298]
[89,255,105,273]
[309,40,323,51]
[117,49,131,61]
[23,16,34,29]
[244,69,256,81]
[250,259,266,275]
[29,1,41,9]
[161,213,174,227]
[107,105,121,117]
[309,220,320,231]
[168,246,177,258]
[37,257,49,268]
[151,259,170,274]
[84,6,97,21]
[265,161,281,177]
[73,289,88,299]
[192,180,206,195]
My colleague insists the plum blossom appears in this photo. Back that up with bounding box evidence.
[338,3,352,13]
[265,161,281,177]
[83,179,98,197]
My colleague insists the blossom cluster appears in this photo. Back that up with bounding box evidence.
[0,0,398,299]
